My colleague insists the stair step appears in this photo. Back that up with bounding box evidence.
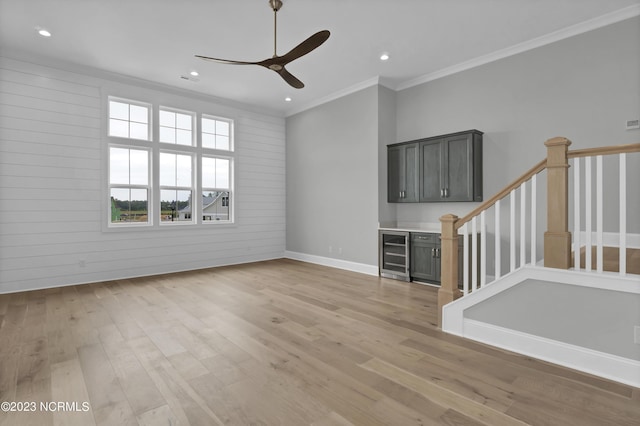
[571,246,640,275]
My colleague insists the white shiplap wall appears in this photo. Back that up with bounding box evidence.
[0,56,286,293]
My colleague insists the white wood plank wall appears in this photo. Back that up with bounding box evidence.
[0,56,286,293]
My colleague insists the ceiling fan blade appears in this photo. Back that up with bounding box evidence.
[276,67,304,89]
[195,55,258,65]
[277,30,330,65]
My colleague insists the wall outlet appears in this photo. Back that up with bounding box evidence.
[78,260,86,268]
[626,119,640,130]
[635,326,640,344]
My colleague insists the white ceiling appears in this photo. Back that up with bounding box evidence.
[1,0,639,116]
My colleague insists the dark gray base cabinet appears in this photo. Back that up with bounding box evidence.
[410,233,440,282]
[388,130,483,203]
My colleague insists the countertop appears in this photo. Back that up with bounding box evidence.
[378,222,443,233]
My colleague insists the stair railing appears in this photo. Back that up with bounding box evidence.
[438,138,640,328]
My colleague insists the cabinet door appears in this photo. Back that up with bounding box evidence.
[419,140,443,202]
[410,234,438,282]
[388,144,418,203]
[442,134,473,201]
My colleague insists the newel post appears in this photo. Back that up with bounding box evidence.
[438,214,462,328]
[544,137,572,269]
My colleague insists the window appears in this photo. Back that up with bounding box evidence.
[202,156,231,221]
[159,108,194,146]
[160,152,193,223]
[109,147,150,224]
[109,99,150,140]
[202,116,232,151]
[106,97,234,227]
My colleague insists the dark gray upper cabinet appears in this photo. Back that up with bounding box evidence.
[387,143,419,203]
[388,130,483,203]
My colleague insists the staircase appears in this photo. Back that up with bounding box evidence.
[437,138,640,387]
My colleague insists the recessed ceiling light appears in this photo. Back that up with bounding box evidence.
[190,71,199,76]
[285,97,292,102]
[37,28,51,37]
[380,52,390,61]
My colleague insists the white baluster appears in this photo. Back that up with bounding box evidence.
[531,174,537,266]
[510,189,516,272]
[573,158,580,270]
[495,200,501,280]
[462,222,469,294]
[520,181,526,267]
[585,157,592,271]
[480,210,486,287]
[619,153,627,275]
[472,216,478,291]
[596,155,603,273]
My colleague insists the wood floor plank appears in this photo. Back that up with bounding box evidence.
[360,357,528,426]
[0,259,637,425]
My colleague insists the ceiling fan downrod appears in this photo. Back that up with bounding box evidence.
[269,0,283,58]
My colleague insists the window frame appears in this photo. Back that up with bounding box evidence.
[159,150,196,225]
[159,106,196,147]
[104,94,236,230]
[107,145,152,227]
[201,154,234,223]
[108,97,152,141]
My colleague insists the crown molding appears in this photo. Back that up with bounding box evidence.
[396,4,640,91]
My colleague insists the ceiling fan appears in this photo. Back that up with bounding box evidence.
[195,0,330,89]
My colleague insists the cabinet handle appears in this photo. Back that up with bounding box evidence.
[444,188,448,198]
[440,188,444,197]
[436,248,440,258]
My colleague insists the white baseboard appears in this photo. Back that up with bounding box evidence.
[463,319,640,388]
[284,251,378,276]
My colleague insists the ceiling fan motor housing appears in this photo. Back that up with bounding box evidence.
[269,0,283,12]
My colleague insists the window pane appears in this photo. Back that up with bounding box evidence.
[111,188,148,223]
[109,119,129,138]
[176,154,192,186]
[216,120,229,136]
[202,118,215,134]
[202,133,215,149]
[130,189,149,223]
[129,149,149,185]
[202,157,215,187]
[216,135,229,151]
[160,126,176,143]
[110,147,129,184]
[176,113,192,130]
[109,101,129,120]
[159,110,175,127]
[215,158,229,189]
[130,122,148,140]
[202,191,230,221]
[160,153,176,186]
[130,104,148,123]
[160,189,192,222]
[176,129,192,146]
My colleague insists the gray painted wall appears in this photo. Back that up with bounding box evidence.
[286,86,379,265]
[378,85,397,225]
[395,16,640,233]
[286,16,638,270]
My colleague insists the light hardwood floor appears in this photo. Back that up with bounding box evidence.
[0,259,638,425]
